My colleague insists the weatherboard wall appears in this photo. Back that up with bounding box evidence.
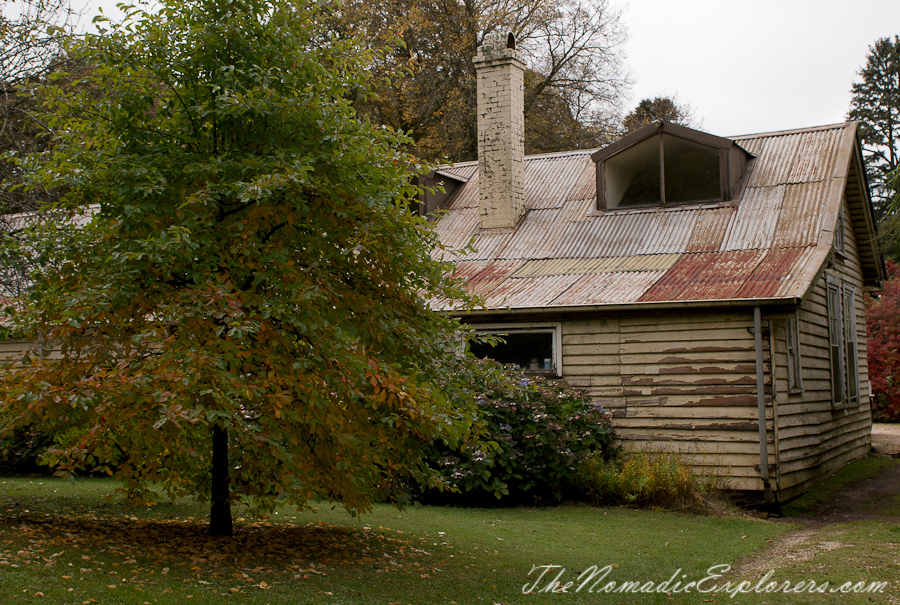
[551,310,773,492]
[770,196,871,502]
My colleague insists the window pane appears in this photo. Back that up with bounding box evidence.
[827,284,844,405]
[663,135,721,203]
[844,286,858,401]
[605,135,661,208]
[786,318,798,390]
[470,331,554,370]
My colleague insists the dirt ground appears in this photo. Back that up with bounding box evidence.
[736,423,900,580]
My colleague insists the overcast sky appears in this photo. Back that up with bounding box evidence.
[77,0,899,139]
[622,0,900,137]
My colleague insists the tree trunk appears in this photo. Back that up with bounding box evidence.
[209,423,233,536]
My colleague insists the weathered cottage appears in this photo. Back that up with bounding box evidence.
[425,33,885,501]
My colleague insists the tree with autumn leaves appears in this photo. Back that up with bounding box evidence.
[866,260,900,422]
[0,0,481,536]
[339,0,630,160]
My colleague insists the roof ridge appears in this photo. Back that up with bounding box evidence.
[730,121,850,141]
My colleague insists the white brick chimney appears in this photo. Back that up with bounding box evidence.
[474,32,526,229]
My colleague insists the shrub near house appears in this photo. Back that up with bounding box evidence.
[427,358,616,504]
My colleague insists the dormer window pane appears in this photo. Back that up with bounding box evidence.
[605,135,661,208]
[593,121,751,212]
[662,134,721,203]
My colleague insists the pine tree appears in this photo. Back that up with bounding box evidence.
[849,36,900,214]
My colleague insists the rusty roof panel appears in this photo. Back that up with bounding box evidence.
[786,127,843,184]
[734,248,805,299]
[480,274,583,308]
[721,186,784,251]
[773,246,818,298]
[430,123,854,309]
[495,208,562,258]
[685,206,735,252]
[550,271,666,306]
[638,250,766,302]
[428,259,525,310]
[452,260,525,298]
[771,181,830,248]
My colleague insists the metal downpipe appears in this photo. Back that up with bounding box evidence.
[754,307,773,500]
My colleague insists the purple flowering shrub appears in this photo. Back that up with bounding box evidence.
[426,358,616,504]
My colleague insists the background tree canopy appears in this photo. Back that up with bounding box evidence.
[621,95,699,133]
[337,0,630,161]
[849,36,900,260]
[0,0,479,536]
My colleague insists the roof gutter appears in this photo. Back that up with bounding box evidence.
[447,296,802,318]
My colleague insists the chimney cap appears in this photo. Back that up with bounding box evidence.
[481,31,515,52]
[475,31,523,65]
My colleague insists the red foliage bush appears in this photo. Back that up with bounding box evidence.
[866,260,900,421]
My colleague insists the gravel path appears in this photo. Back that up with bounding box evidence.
[872,422,900,455]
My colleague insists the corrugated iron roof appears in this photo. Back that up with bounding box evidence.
[431,123,859,310]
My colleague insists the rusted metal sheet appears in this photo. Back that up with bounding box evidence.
[773,247,818,298]
[428,259,525,310]
[460,227,515,261]
[481,274,583,308]
[439,161,478,182]
[638,250,766,302]
[550,271,665,306]
[734,248,806,299]
[568,158,597,201]
[445,168,479,210]
[431,123,853,309]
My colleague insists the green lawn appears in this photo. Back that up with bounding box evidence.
[0,461,897,604]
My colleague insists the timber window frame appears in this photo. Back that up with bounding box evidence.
[843,284,859,405]
[834,205,846,256]
[785,312,802,393]
[468,322,562,376]
[826,275,860,409]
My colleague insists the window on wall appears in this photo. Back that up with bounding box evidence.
[826,276,859,408]
[827,279,845,406]
[468,323,562,375]
[834,206,846,255]
[785,314,802,392]
[844,285,858,404]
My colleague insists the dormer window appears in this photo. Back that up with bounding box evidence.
[593,121,753,211]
